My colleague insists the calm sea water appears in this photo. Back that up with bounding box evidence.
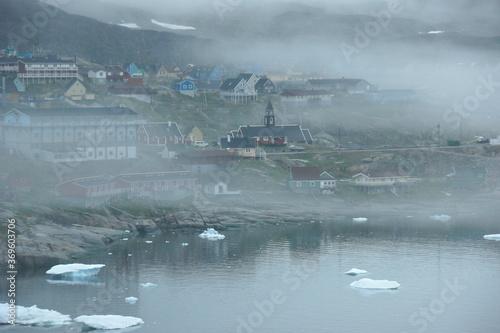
[2,213,500,333]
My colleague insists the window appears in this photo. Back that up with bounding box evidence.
[310,182,315,186]
[296,182,302,187]
[98,151,103,157]
[245,148,251,153]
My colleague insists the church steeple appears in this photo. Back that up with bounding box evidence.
[264,101,275,127]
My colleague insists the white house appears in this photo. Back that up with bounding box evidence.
[219,78,257,104]
[87,69,107,85]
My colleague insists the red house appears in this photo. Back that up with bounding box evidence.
[8,174,31,192]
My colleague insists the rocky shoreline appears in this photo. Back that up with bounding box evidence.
[2,192,500,270]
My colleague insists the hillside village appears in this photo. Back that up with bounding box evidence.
[1,42,500,212]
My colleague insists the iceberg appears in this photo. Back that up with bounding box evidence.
[350,278,400,290]
[352,217,367,223]
[145,240,153,244]
[0,303,71,326]
[125,297,138,304]
[46,275,103,286]
[75,315,144,330]
[199,228,225,240]
[46,263,105,277]
[430,214,451,222]
[181,242,189,246]
[344,268,368,276]
[141,282,157,288]
[484,234,500,241]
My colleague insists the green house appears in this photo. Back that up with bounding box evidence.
[287,166,335,194]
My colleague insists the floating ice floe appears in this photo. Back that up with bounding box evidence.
[430,214,451,222]
[0,303,71,326]
[122,238,129,241]
[145,240,153,244]
[125,297,138,304]
[484,234,500,241]
[181,243,189,246]
[141,282,157,288]
[345,268,368,276]
[350,278,400,290]
[352,217,367,223]
[199,228,225,240]
[151,19,195,30]
[46,264,105,277]
[74,315,144,330]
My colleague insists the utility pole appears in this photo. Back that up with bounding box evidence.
[338,127,341,147]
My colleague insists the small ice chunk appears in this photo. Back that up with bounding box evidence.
[122,238,129,241]
[125,297,138,304]
[345,268,368,276]
[350,278,400,290]
[181,243,189,246]
[430,215,451,222]
[165,241,170,243]
[484,234,500,241]
[352,217,367,223]
[145,240,153,244]
[199,228,225,240]
[128,254,132,257]
[0,303,71,326]
[46,264,104,277]
[108,253,113,255]
[141,282,157,288]
[75,315,144,330]
[125,230,131,233]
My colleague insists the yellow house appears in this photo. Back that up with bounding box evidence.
[185,125,203,143]
[64,79,94,101]
[349,172,416,194]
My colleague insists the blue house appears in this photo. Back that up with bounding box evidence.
[188,65,226,80]
[173,79,196,97]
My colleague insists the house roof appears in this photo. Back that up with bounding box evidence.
[141,122,183,138]
[220,137,256,149]
[290,166,334,181]
[3,79,19,93]
[219,78,245,91]
[237,73,255,81]
[301,129,313,144]
[238,124,309,143]
[56,176,112,188]
[352,172,408,179]
[281,89,333,96]
[7,107,139,118]
[255,77,273,90]
[64,79,85,91]
[19,56,75,64]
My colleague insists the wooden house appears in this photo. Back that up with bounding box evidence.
[8,174,31,192]
[156,65,182,78]
[350,172,416,194]
[287,166,335,194]
[185,125,203,144]
[233,101,313,146]
[87,69,107,85]
[220,136,257,159]
[56,176,119,207]
[236,73,259,90]
[173,79,196,97]
[138,122,184,146]
[219,78,257,104]
[255,77,277,95]
[64,79,94,101]
[17,56,79,84]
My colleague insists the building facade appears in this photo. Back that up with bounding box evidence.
[2,107,145,162]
